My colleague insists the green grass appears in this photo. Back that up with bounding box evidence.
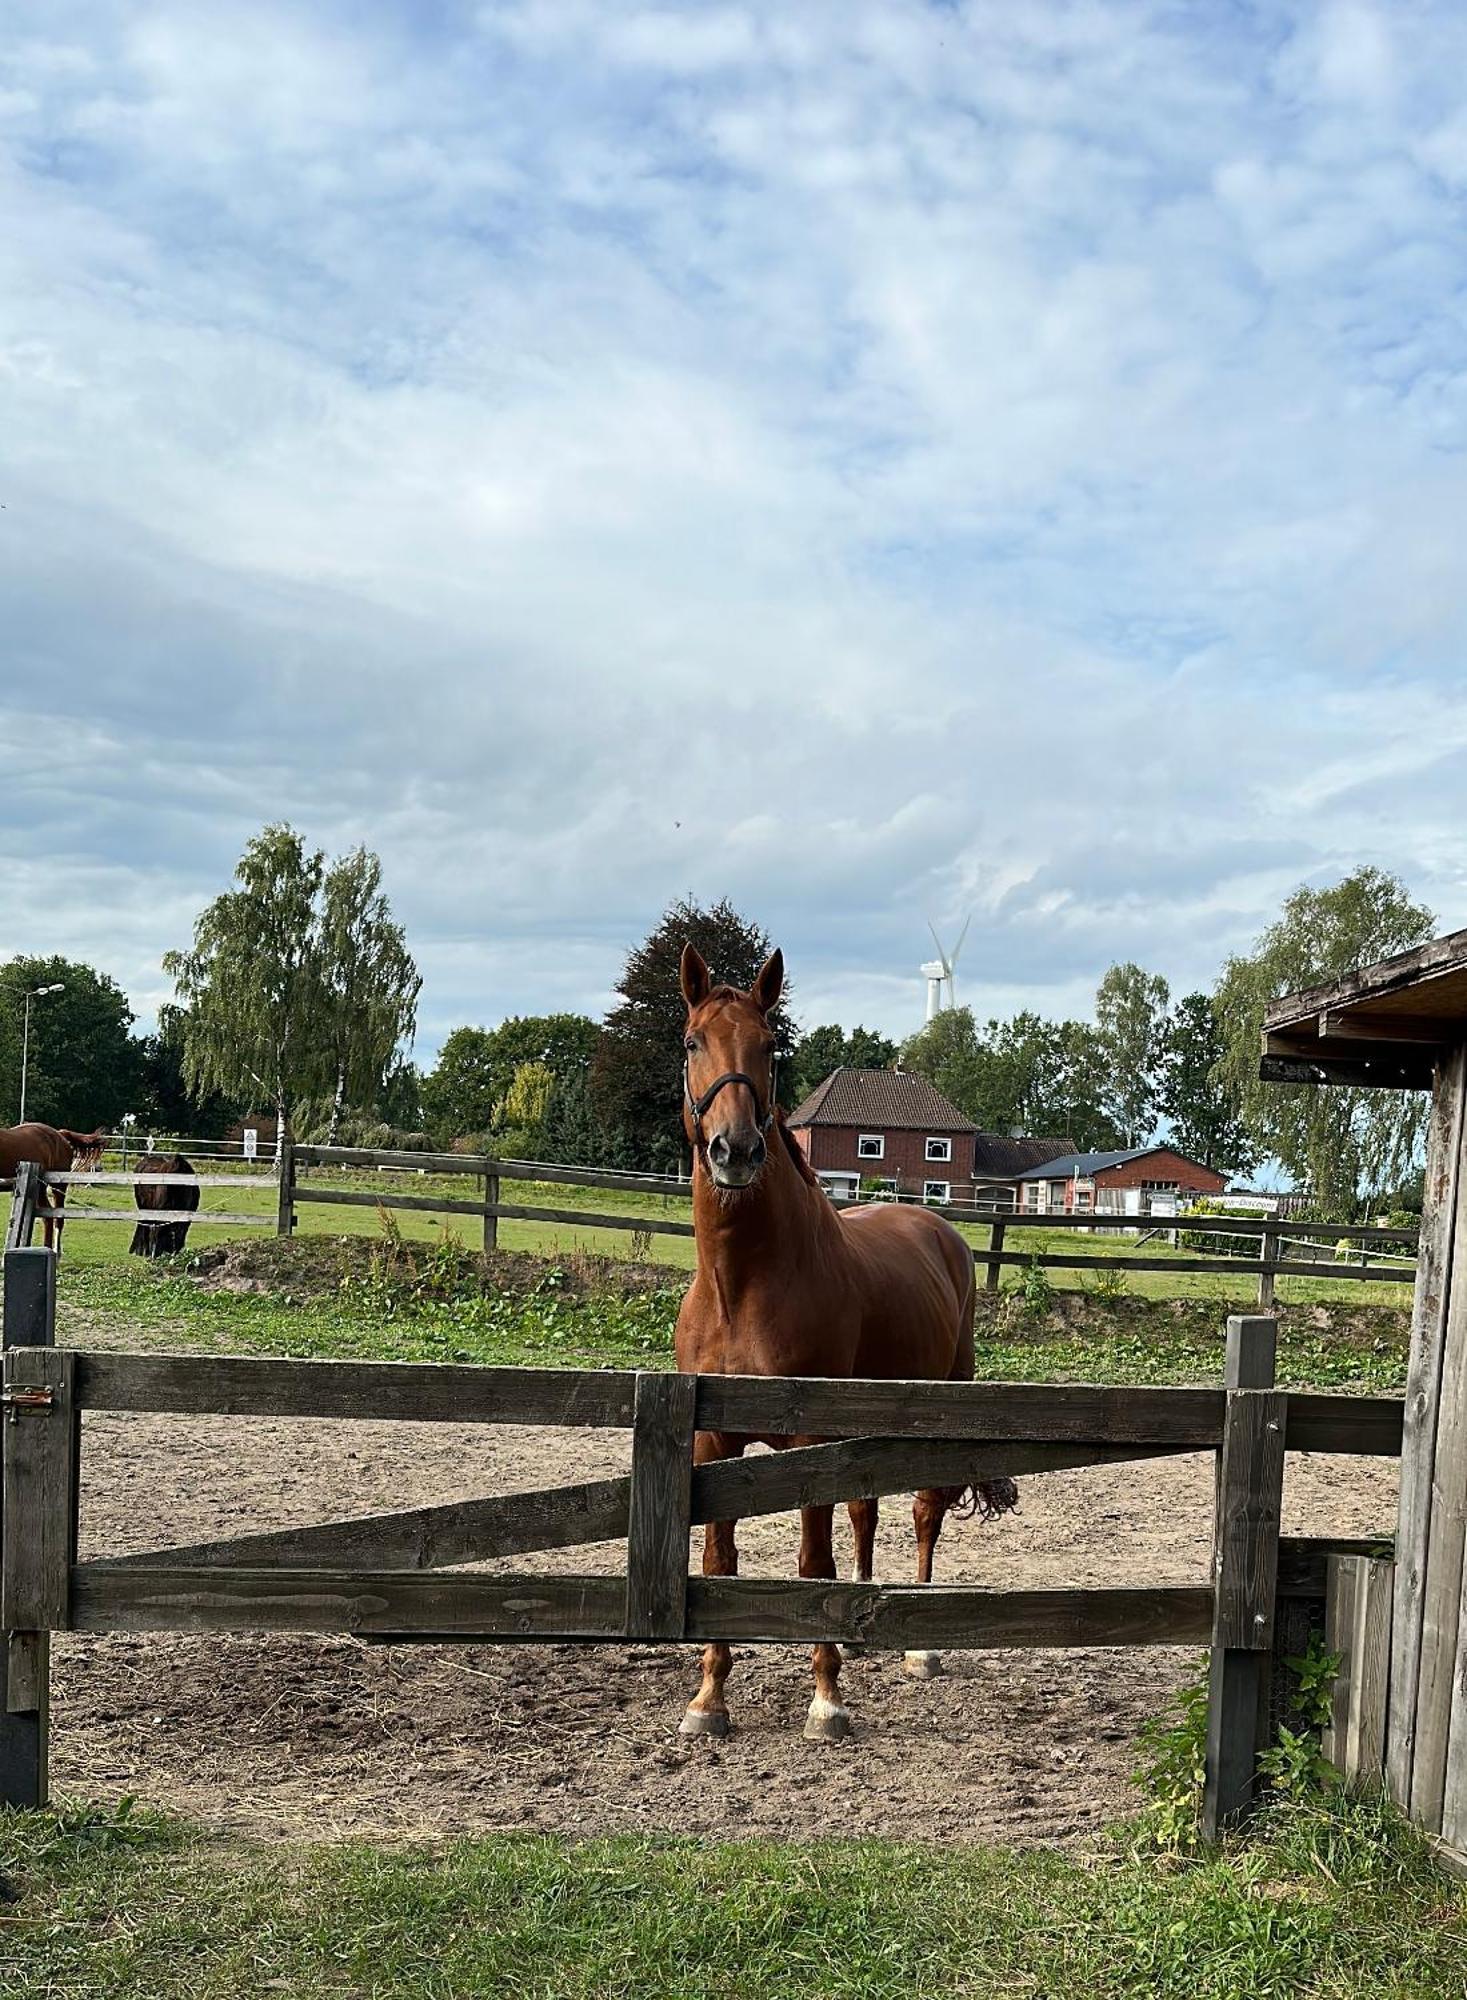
[2,1791,1463,1999]
[49,1169,1417,1310]
[54,1237,1411,1392]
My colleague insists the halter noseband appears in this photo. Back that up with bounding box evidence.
[683,1060,777,1153]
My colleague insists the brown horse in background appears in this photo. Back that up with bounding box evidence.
[673,946,1015,1744]
[131,1152,199,1258]
[0,1123,105,1254]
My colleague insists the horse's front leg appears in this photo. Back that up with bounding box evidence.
[905,1485,964,1680]
[679,1429,745,1739]
[799,1500,851,1741]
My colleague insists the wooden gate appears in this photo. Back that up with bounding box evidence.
[2,1243,1400,1834]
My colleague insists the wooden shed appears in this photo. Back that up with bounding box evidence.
[1264,924,1467,1869]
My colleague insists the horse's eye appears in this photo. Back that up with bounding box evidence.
[684,1035,698,1052]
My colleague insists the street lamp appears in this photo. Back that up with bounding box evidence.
[19,983,65,1124]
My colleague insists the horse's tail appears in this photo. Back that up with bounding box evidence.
[58,1128,105,1170]
[951,1478,1020,1523]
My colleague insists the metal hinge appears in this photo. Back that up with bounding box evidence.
[1,1385,55,1421]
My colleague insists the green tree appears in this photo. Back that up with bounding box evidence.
[422,1014,598,1141]
[898,1008,988,1120]
[1095,962,1171,1146]
[593,897,795,1173]
[1215,868,1435,1216]
[901,1007,1120,1147]
[789,1022,897,1104]
[133,1002,245,1137]
[316,848,421,1146]
[163,825,325,1155]
[1160,992,1256,1175]
[0,955,140,1129]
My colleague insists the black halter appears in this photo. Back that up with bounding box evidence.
[683,1059,777,1153]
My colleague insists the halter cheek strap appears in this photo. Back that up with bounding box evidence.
[684,1059,777,1153]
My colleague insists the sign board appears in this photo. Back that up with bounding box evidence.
[242,1128,258,1161]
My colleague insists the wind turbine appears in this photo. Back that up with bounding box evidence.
[920,915,970,1022]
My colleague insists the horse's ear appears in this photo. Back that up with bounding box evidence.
[751,949,784,1016]
[680,943,712,1010]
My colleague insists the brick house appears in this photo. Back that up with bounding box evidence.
[1014,1144,1226,1218]
[970,1132,1075,1211]
[787,1069,976,1203]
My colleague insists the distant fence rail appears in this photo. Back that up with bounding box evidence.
[1,1143,1420,1300]
[286,1144,1418,1304]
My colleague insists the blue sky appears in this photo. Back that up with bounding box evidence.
[4,1,1467,1059]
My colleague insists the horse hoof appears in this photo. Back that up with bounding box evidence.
[803,1697,852,1742]
[903,1651,943,1680]
[679,1706,729,1739]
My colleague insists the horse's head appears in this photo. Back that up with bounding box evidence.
[680,943,784,1190]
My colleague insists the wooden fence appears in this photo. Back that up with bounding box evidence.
[285,1144,1417,1305]
[1,1241,1401,1835]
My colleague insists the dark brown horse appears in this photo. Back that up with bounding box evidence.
[0,1123,105,1254]
[673,945,1015,1743]
[130,1152,199,1258]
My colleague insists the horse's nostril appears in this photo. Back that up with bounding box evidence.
[708,1134,731,1165]
[750,1136,767,1168]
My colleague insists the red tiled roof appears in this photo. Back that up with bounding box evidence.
[788,1068,976,1133]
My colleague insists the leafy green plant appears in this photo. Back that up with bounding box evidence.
[1089,1265,1129,1301]
[1018,1256,1054,1322]
[1132,1658,1210,1851]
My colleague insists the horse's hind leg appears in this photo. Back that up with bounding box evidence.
[843,1497,878,1656]
[680,1431,745,1740]
[905,1485,965,1680]
[800,1502,851,1741]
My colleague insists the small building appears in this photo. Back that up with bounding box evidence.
[970,1132,1075,1212]
[1014,1143,1227,1217]
[787,1069,976,1204]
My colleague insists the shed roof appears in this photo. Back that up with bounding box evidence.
[787,1068,976,1133]
[1261,923,1467,1092]
[971,1133,1075,1178]
[1014,1144,1223,1183]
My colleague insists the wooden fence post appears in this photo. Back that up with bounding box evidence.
[276,1138,295,1238]
[1,1244,63,1809]
[625,1371,697,1641]
[1324,1553,1394,1785]
[483,1166,499,1256]
[984,1219,1006,1293]
[1257,1228,1278,1309]
[4,1161,39,1255]
[1202,1313,1286,1840]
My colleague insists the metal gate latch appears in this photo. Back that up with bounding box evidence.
[1,1385,55,1422]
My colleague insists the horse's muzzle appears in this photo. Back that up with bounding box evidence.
[707,1129,767,1188]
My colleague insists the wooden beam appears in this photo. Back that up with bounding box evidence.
[1,1243,56,1809]
[1285,1393,1404,1457]
[43,1173,280,1190]
[1390,1041,1467,1812]
[624,1373,696,1641]
[4,1162,38,1254]
[74,1352,639,1427]
[1260,1050,1437,1092]
[1,1348,76,1632]
[1320,1012,1453,1046]
[1325,1555,1394,1785]
[696,1376,1225,1445]
[294,1186,697,1239]
[1263,927,1467,1036]
[45,1209,270,1226]
[67,1564,1214,1650]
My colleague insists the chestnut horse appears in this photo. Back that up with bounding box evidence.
[0,1123,105,1254]
[673,945,1015,1743]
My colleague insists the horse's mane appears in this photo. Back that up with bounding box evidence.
[58,1128,105,1168]
[774,1108,821,1188]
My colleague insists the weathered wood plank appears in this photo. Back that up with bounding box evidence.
[696,1375,1226,1445]
[46,1209,272,1226]
[1203,1315,1279,1841]
[101,1476,635,1573]
[1263,926,1467,1035]
[295,1186,697,1239]
[1390,1040,1466,1809]
[5,1630,46,1714]
[74,1352,639,1426]
[276,1136,294,1239]
[71,1567,628,1638]
[2,1244,55,1808]
[693,1437,1184,1522]
[43,1174,280,1189]
[1444,1565,1467,1848]
[1411,1061,1467,1832]
[984,1219,1006,1292]
[1325,1556,1358,1769]
[963,1249,1409,1282]
[1,1348,75,1631]
[1286,1394,1405,1457]
[1259,1052,1436,1092]
[1278,1535,1392,1600]
[4,1162,38,1253]
[1213,1390,1287,1650]
[1349,1557,1394,1784]
[68,1564,1213,1649]
[625,1373,696,1640]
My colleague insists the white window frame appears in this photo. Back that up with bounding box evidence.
[924,1136,953,1163]
[856,1133,885,1160]
[923,1180,951,1204]
[871,1176,899,1198]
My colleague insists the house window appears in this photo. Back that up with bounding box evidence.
[1141,1179,1180,1192]
[923,1180,951,1204]
[925,1136,953,1163]
[1075,1187,1093,1208]
[857,1134,885,1160]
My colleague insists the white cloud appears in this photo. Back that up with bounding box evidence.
[2,0,1466,1056]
